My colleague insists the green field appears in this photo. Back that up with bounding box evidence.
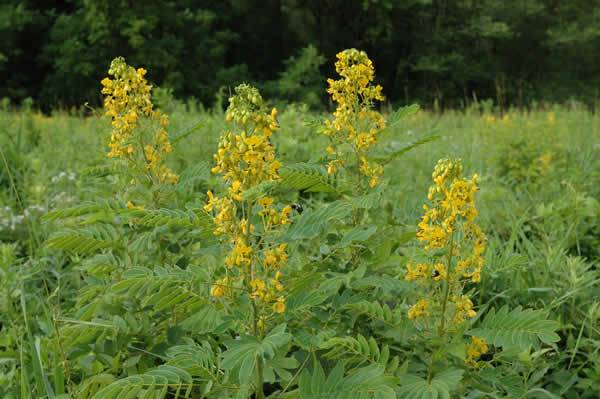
[1,91,599,397]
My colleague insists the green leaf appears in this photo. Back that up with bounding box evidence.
[42,200,120,222]
[241,180,279,202]
[123,207,213,230]
[171,120,202,144]
[339,226,377,247]
[45,225,120,254]
[386,104,420,128]
[279,162,337,193]
[91,365,192,399]
[374,134,440,163]
[283,201,352,240]
[298,363,397,399]
[468,305,560,350]
[222,324,291,385]
[397,369,463,399]
[176,161,211,189]
[319,334,401,374]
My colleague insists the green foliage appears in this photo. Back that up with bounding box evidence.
[468,306,561,350]
[265,45,326,108]
[222,325,293,383]
[297,363,397,399]
[91,365,193,399]
[283,201,352,240]
[320,334,401,374]
[397,369,464,399]
[279,162,338,193]
[1,105,598,399]
[46,225,120,254]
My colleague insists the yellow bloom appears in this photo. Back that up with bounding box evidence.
[465,336,489,365]
[211,285,224,297]
[453,295,477,323]
[263,244,288,269]
[273,297,286,314]
[101,57,177,184]
[225,238,252,268]
[323,49,385,188]
[432,263,447,281]
[405,263,429,282]
[408,299,430,320]
[280,205,293,225]
[258,196,274,209]
[211,276,231,298]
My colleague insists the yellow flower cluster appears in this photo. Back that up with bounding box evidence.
[258,197,293,228]
[250,271,286,314]
[465,336,489,365]
[452,294,477,324]
[206,84,290,327]
[408,299,430,320]
[416,158,485,282]
[406,158,486,332]
[101,57,177,184]
[211,84,281,188]
[323,49,386,188]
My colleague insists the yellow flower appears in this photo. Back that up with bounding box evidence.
[280,205,293,225]
[258,196,274,209]
[465,336,489,365]
[432,263,447,281]
[204,191,217,212]
[225,238,252,268]
[211,285,224,297]
[250,278,267,299]
[126,201,144,210]
[211,276,232,298]
[273,297,286,314]
[453,295,477,323]
[263,244,288,269]
[408,299,430,320]
[405,263,429,282]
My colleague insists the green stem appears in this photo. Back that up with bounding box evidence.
[438,231,455,336]
[245,200,264,399]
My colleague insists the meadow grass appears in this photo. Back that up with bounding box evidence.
[0,102,599,398]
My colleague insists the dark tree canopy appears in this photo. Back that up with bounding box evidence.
[1,0,599,110]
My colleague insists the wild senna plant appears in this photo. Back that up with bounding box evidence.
[323,49,386,189]
[406,158,489,367]
[101,57,178,186]
[204,84,292,398]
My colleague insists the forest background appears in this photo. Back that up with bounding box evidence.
[3,0,600,111]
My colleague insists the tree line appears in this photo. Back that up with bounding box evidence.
[2,0,599,110]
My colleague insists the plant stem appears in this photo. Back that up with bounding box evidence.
[438,231,455,336]
[246,201,265,399]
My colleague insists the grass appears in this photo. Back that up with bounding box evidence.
[0,101,599,398]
